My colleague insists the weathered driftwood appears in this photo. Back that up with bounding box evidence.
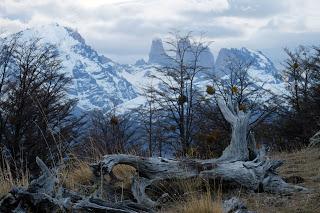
[309,130,320,147]
[0,157,153,213]
[92,98,308,208]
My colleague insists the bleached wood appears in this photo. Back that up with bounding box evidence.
[217,97,251,161]
[91,98,308,208]
[309,130,320,147]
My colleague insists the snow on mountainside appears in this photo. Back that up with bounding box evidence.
[215,47,285,95]
[8,24,284,113]
[13,24,137,112]
[117,46,285,112]
[215,47,279,78]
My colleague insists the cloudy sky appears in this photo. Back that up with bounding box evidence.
[1,0,319,66]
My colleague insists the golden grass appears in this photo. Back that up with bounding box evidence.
[112,164,136,189]
[60,160,93,191]
[162,184,223,213]
[157,178,224,213]
[167,194,223,213]
[0,160,29,198]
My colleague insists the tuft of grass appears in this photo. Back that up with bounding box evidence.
[60,160,93,192]
[0,158,29,198]
[163,189,223,213]
[158,177,224,213]
[112,164,136,189]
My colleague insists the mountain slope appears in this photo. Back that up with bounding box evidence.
[215,47,284,96]
[14,24,137,112]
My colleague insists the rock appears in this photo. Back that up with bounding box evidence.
[223,197,255,213]
[148,38,170,65]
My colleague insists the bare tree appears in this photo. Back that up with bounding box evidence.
[283,46,316,113]
[149,32,212,156]
[0,36,18,148]
[0,37,82,173]
[276,46,320,147]
[134,83,160,157]
[87,110,140,155]
[211,55,279,129]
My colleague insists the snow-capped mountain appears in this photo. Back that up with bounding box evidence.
[215,47,279,78]
[13,24,137,112]
[215,47,284,95]
[7,24,284,113]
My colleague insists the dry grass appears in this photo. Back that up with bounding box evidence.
[59,159,94,192]
[165,192,223,213]
[0,159,29,198]
[112,164,136,189]
[158,178,224,213]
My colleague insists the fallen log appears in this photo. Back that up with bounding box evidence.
[0,157,153,213]
[91,98,308,208]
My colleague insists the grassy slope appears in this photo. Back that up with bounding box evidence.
[162,148,320,213]
[242,148,320,213]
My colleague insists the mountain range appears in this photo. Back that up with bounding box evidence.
[6,24,285,113]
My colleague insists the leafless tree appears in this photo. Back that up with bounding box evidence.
[210,55,280,129]
[0,37,83,173]
[149,32,213,156]
[276,46,320,147]
[87,110,140,155]
[283,46,316,113]
[134,83,160,157]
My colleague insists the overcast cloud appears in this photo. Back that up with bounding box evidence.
[0,0,319,65]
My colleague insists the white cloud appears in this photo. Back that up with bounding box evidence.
[0,0,319,64]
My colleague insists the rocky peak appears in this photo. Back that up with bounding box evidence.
[148,38,170,65]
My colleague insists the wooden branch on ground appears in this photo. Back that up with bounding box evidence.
[309,130,320,147]
[0,157,153,213]
[91,98,308,208]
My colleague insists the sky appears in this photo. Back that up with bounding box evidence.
[0,0,320,66]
